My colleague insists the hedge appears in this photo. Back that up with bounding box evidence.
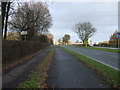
[2,40,50,64]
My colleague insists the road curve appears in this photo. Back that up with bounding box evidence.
[61,45,119,70]
[46,46,108,88]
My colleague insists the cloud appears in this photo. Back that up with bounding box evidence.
[49,2,118,43]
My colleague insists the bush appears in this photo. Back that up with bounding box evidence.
[38,35,48,43]
[2,40,50,64]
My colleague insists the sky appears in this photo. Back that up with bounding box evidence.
[48,1,118,44]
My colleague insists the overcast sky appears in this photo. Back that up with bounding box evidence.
[48,2,118,43]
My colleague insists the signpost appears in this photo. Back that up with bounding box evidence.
[116,33,120,39]
[21,31,28,41]
[116,33,120,48]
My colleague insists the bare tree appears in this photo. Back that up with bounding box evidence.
[109,31,120,47]
[9,2,52,41]
[2,1,14,39]
[1,2,7,35]
[62,34,70,44]
[74,22,96,46]
[58,39,61,44]
[4,2,12,39]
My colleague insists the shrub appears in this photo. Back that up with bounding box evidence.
[2,40,50,64]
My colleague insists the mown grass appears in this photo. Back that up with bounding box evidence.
[18,46,54,88]
[74,45,120,53]
[58,45,120,89]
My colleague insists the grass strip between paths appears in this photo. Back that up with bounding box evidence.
[58,45,120,89]
[70,45,120,53]
[18,46,54,88]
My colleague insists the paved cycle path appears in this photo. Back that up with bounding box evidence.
[46,46,109,88]
[2,47,50,88]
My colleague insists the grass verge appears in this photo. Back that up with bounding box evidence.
[71,45,120,53]
[58,45,120,89]
[18,46,54,88]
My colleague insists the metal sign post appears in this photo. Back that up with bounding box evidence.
[21,31,28,41]
[116,33,120,48]
[118,39,119,48]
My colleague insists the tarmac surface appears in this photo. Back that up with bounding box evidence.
[2,47,50,88]
[94,46,119,50]
[61,45,119,70]
[46,46,109,88]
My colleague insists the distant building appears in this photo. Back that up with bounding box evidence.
[67,41,72,45]
[98,41,109,44]
[98,41,109,47]
[72,42,83,45]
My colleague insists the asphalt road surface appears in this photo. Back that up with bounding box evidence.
[46,46,108,88]
[94,46,119,50]
[2,47,50,88]
[61,45,119,70]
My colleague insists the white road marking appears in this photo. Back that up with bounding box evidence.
[62,46,119,71]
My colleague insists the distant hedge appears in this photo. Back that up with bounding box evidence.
[2,40,50,64]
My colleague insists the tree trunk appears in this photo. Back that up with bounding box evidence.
[1,2,7,37]
[83,41,85,46]
[4,2,11,39]
[85,40,87,47]
[85,40,88,47]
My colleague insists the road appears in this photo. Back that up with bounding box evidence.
[94,46,119,50]
[46,46,108,88]
[2,47,50,88]
[61,45,119,70]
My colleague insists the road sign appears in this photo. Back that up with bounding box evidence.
[116,33,120,39]
[21,31,28,35]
